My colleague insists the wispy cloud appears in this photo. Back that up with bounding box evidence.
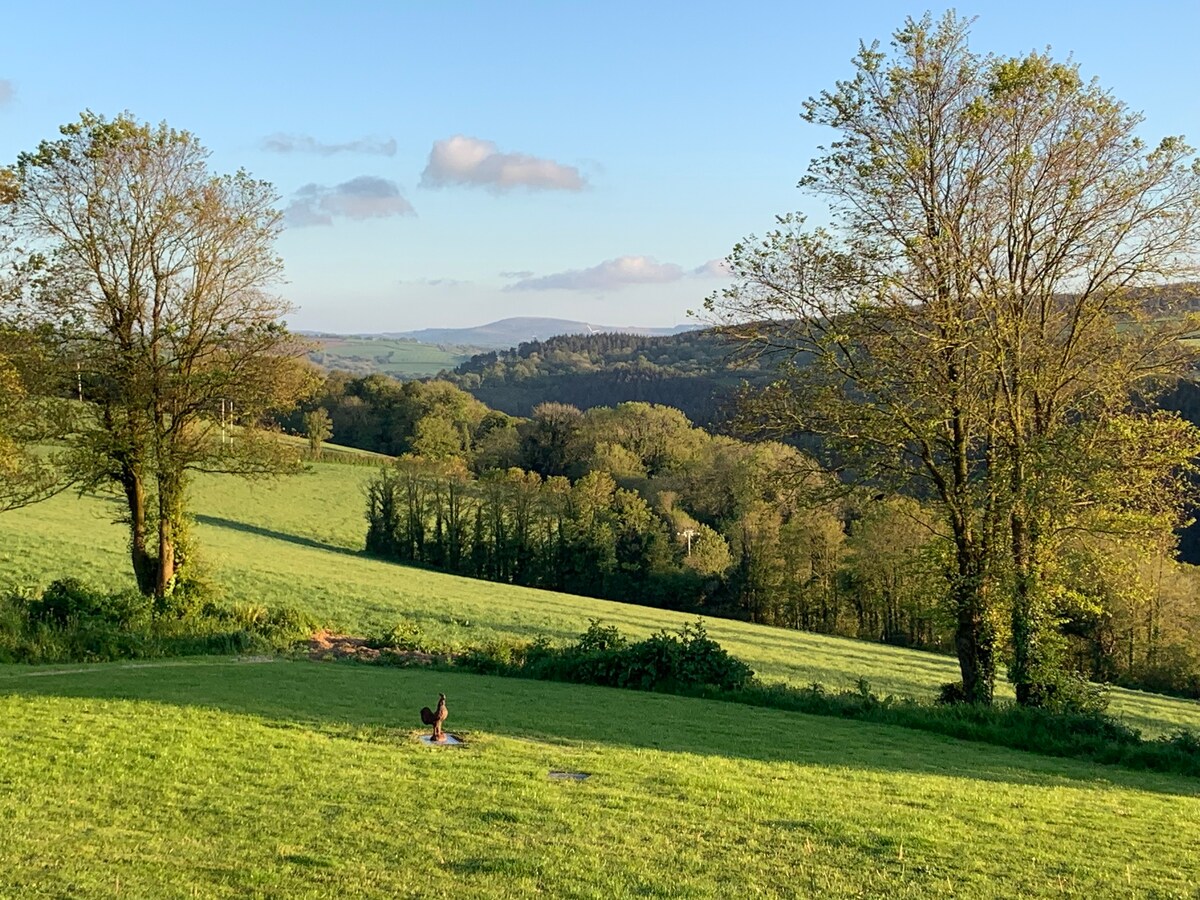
[421,135,585,192]
[499,270,535,280]
[262,133,397,156]
[506,256,684,291]
[398,277,470,287]
[0,80,14,106]
[692,258,733,278]
[285,176,415,227]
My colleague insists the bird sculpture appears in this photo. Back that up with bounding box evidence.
[420,693,448,742]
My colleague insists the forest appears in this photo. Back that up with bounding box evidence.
[278,370,1200,702]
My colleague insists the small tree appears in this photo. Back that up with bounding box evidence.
[13,113,314,598]
[303,408,333,458]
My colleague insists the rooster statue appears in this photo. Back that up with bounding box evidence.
[420,693,448,742]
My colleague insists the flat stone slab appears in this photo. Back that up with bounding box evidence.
[548,771,591,781]
[419,733,463,746]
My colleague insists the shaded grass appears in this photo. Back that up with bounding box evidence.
[1,463,1199,737]
[0,660,1198,898]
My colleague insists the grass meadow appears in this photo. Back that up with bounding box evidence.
[307,337,473,378]
[2,659,1197,898]
[1,461,1198,737]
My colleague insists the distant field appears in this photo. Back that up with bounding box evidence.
[1,660,1197,898]
[306,336,477,378]
[1,462,1199,737]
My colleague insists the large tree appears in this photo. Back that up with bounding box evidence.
[709,14,1200,704]
[13,113,313,599]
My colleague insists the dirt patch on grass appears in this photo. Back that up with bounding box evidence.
[305,630,438,665]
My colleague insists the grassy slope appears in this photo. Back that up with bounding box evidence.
[308,337,472,378]
[1,462,1198,737]
[1,660,1197,898]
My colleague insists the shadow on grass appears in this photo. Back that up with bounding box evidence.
[193,515,362,558]
[1,660,1197,798]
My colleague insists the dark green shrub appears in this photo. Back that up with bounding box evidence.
[936,681,967,705]
[28,578,110,626]
[576,619,627,653]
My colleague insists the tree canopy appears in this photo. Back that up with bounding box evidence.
[12,112,313,598]
[709,13,1200,705]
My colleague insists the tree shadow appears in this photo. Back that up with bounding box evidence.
[3,660,1197,799]
[192,514,363,558]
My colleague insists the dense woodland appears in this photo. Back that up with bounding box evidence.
[442,330,777,427]
[276,367,1200,700]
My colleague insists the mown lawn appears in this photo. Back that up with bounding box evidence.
[1,462,1199,737]
[1,660,1197,898]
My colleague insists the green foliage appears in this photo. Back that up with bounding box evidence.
[461,619,755,694]
[0,580,317,664]
[445,329,776,428]
[370,619,432,652]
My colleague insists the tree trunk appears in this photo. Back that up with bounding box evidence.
[155,514,176,600]
[153,471,185,601]
[119,463,156,597]
[952,543,995,704]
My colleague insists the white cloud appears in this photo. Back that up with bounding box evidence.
[0,80,14,106]
[506,256,684,291]
[421,135,585,192]
[262,133,397,156]
[692,258,733,278]
[285,176,415,227]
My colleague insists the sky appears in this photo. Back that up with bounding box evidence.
[2,1,1198,333]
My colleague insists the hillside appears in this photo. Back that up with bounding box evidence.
[2,660,1198,897]
[445,328,777,425]
[387,317,697,350]
[1,461,1198,738]
[305,335,479,378]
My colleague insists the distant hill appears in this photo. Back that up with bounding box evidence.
[444,328,778,427]
[384,317,698,350]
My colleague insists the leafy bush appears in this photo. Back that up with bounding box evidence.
[0,580,319,664]
[936,681,967,705]
[369,619,429,651]
[459,619,754,694]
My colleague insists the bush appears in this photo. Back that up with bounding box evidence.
[936,681,968,705]
[478,619,754,694]
[0,580,318,664]
[27,578,109,626]
[370,619,429,652]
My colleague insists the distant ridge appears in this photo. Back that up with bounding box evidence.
[379,317,698,350]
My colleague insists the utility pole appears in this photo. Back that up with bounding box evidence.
[680,528,697,556]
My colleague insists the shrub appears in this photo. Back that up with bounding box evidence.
[936,681,968,705]
[370,619,428,651]
[27,578,110,626]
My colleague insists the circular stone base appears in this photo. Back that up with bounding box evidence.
[419,733,463,746]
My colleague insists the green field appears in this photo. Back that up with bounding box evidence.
[1,461,1198,737]
[3,461,1200,895]
[2,660,1198,897]
[307,336,476,378]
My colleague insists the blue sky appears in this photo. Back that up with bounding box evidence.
[3,1,1197,332]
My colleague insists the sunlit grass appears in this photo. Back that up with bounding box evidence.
[0,660,1196,898]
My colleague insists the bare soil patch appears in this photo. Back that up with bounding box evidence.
[305,630,438,665]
